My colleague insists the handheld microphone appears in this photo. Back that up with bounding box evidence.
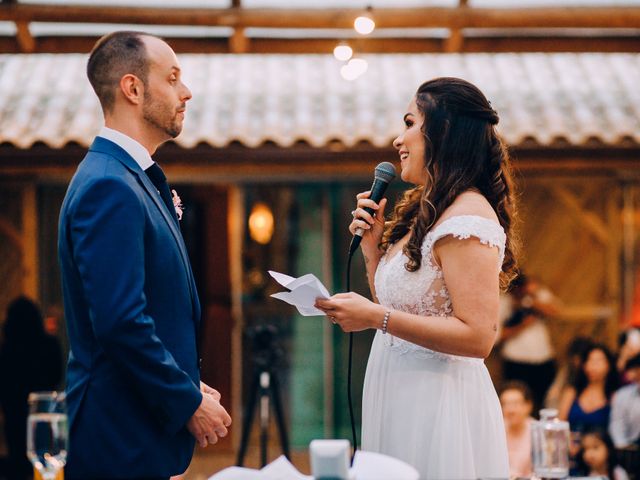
[348,162,397,256]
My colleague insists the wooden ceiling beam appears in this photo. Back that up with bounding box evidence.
[229,27,249,53]
[15,20,35,53]
[1,4,640,30]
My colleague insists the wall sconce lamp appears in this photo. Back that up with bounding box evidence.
[248,202,275,245]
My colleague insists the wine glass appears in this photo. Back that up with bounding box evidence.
[27,391,68,480]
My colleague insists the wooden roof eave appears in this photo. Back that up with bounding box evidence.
[1,141,639,183]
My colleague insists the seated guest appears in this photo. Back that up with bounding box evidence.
[545,336,594,410]
[617,328,640,382]
[609,353,640,448]
[559,343,619,434]
[0,297,63,480]
[575,428,629,480]
[560,342,619,474]
[500,381,534,479]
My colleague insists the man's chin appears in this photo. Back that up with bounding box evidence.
[167,125,182,139]
[169,120,184,138]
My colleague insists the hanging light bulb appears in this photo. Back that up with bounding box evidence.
[349,58,368,76]
[354,7,375,35]
[333,43,353,62]
[340,64,357,81]
[340,58,368,81]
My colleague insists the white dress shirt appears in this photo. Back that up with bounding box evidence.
[609,382,640,447]
[98,126,155,171]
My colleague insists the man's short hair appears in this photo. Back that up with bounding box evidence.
[87,31,155,112]
[626,352,640,371]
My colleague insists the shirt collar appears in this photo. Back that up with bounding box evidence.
[98,126,155,171]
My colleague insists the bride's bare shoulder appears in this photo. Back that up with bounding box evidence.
[439,190,498,224]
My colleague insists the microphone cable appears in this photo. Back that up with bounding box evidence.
[345,249,358,460]
[342,161,395,461]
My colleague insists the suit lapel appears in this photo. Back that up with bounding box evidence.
[89,137,199,320]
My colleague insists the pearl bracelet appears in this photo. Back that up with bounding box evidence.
[382,309,391,334]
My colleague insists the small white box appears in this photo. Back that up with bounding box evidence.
[309,439,351,480]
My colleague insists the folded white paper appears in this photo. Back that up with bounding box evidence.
[268,270,331,316]
[208,466,264,480]
[351,450,420,480]
[260,455,313,479]
[208,451,419,480]
[208,455,311,480]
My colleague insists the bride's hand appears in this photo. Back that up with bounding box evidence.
[349,191,387,260]
[315,293,385,332]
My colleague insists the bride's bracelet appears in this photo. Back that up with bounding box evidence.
[382,309,391,334]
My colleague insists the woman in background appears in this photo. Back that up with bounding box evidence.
[559,343,619,472]
[500,381,535,479]
[545,336,594,410]
[559,343,619,434]
[0,297,63,480]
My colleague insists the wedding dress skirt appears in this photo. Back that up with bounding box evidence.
[361,216,509,480]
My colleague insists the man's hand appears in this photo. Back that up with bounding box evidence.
[187,389,232,448]
[200,381,221,401]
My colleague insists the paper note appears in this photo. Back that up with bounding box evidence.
[208,451,419,480]
[208,455,311,480]
[268,270,331,316]
[261,455,313,479]
[351,450,420,480]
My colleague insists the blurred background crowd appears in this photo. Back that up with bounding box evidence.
[498,274,640,479]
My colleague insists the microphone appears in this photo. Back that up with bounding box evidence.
[348,162,396,256]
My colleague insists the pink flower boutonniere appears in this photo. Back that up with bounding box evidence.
[171,189,183,221]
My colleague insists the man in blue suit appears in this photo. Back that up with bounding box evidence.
[58,31,231,479]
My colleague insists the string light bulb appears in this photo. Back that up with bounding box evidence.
[354,7,375,35]
[333,43,353,62]
[340,58,368,81]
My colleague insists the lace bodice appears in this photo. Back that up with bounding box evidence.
[373,215,506,360]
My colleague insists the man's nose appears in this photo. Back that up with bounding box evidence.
[182,82,192,101]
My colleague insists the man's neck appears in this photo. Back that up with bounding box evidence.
[104,117,164,156]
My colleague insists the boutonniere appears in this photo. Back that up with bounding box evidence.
[171,189,183,221]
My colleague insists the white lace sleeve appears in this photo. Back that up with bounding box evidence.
[426,215,506,269]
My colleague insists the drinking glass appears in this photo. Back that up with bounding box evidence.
[26,391,68,480]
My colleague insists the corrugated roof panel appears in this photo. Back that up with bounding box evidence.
[1,53,639,150]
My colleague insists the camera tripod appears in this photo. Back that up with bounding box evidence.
[236,326,290,468]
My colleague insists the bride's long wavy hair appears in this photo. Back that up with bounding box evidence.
[381,77,518,288]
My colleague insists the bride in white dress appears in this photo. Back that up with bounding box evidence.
[316,77,516,479]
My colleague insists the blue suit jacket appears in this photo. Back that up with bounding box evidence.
[58,137,203,478]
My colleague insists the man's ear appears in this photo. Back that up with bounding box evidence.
[119,74,143,105]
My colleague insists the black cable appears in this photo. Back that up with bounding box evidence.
[345,250,358,460]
